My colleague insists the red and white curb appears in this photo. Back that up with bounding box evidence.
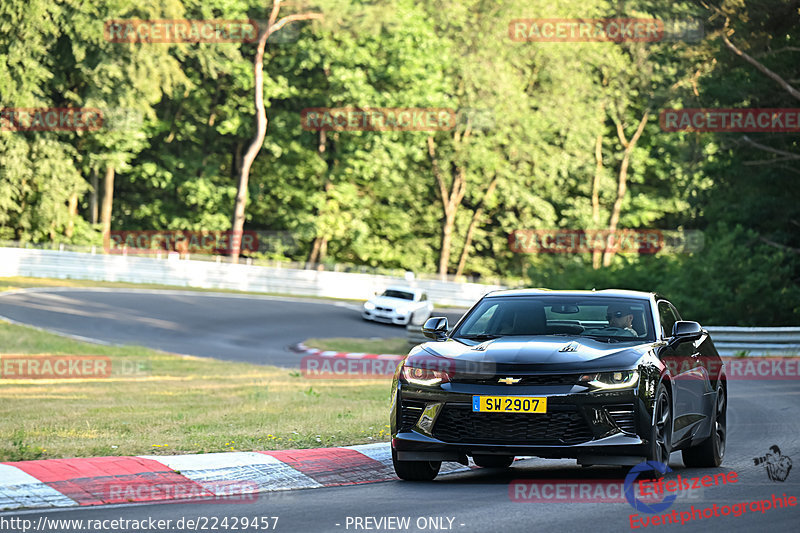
[291,342,404,363]
[0,443,473,512]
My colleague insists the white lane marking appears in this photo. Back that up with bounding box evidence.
[0,287,363,310]
[349,443,393,467]
[139,452,322,492]
[0,464,77,511]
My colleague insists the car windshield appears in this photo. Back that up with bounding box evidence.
[452,295,655,342]
[382,290,414,300]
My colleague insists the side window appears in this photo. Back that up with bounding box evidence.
[658,301,678,338]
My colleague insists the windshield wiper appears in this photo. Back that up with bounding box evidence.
[581,334,620,343]
[457,333,502,341]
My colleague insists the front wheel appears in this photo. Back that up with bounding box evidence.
[473,455,514,468]
[392,447,441,481]
[682,384,726,467]
[648,383,672,465]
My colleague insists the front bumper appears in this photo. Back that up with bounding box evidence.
[363,309,411,325]
[392,382,651,465]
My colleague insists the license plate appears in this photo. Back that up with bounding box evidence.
[472,396,547,413]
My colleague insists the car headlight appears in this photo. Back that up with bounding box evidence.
[396,309,409,316]
[364,301,376,310]
[580,370,639,390]
[400,366,451,386]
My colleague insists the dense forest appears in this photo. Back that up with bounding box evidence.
[1,0,798,325]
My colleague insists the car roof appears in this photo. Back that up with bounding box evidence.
[484,288,655,300]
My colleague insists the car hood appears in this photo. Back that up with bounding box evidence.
[409,336,651,374]
[367,296,418,309]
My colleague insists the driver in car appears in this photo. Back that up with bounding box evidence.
[606,304,638,336]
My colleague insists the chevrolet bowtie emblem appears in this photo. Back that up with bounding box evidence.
[498,377,521,385]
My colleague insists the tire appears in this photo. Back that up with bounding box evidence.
[682,384,726,467]
[392,447,441,481]
[647,383,672,465]
[473,455,514,468]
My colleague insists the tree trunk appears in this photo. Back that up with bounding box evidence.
[454,176,497,277]
[591,133,603,269]
[230,27,269,263]
[317,237,328,270]
[90,167,98,224]
[65,192,78,238]
[229,1,323,263]
[307,130,329,267]
[602,109,650,267]
[428,136,466,279]
[101,164,114,241]
[308,237,322,265]
[439,210,456,278]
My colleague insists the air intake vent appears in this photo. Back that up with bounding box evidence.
[607,404,636,434]
[399,400,425,432]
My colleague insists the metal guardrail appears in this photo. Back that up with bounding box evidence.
[704,326,800,356]
[0,240,514,286]
[0,247,505,308]
[407,325,429,346]
[406,325,800,356]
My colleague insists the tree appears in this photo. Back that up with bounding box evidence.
[230,0,322,263]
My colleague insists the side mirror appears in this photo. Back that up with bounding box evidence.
[422,317,448,341]
[671,321,703,342]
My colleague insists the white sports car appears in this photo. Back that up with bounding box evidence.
[362,286,434,326]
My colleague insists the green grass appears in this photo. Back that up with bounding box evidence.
[303,337,410,355]
[0,321,392,461]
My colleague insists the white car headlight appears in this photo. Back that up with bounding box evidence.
[580,370,639,390]
[364,301,376,311]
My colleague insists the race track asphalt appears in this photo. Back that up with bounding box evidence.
[1,287,798,532]
[0,288,466,367]
[2,379,798,533]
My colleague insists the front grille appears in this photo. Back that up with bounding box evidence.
[607,404,636,433]
[376,306,393,312]
[399,400,425,431]
[432,405,593,445]
[451,374,581,386]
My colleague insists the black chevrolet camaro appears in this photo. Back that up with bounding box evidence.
[390,289,727,480]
